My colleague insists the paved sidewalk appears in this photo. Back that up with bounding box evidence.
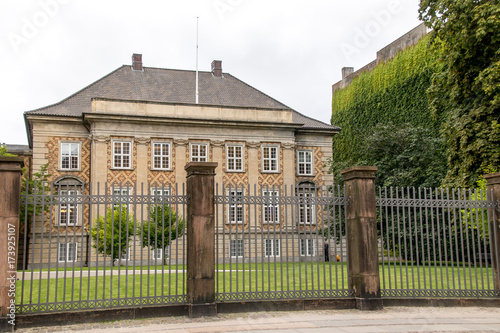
[16,307,500,333]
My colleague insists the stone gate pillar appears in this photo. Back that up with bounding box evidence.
[185,162,218,318]
[485,172,500,292]
[341,166,382,310]
[0,157,24,332]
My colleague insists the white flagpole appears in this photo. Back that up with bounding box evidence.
[195,16,199,104]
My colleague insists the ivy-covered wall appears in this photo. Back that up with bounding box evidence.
[331,36,445,175]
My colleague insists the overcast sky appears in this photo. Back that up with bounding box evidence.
[1,0,422,145]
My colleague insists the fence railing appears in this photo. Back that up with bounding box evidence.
[8,174,500,316]
[214,184,352,301]
[17,182,188,314]
[377,186,500,297]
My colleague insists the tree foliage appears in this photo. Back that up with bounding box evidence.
[140,204,184,265]
[419,0,500,187]
[331,122,447,188]
[20,163,51,227]
[0,143,15,157]
[91,206,136,261]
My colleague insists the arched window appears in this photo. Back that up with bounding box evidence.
[54,176,85,226]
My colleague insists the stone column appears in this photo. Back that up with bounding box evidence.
[247,141,260,187]
[282,142,295,187]
[90,135,109,193]
[485,172,500,292]
[174,139,188,185]
[185,162,218,318]
[135,137,150,188]
[0,157,24,331]
[211,140,224,186]
[340,166,382,310]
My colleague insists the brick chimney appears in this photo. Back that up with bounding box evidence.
[211,60,222,77]
[132,53,143,71]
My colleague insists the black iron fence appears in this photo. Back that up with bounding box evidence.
[214,184,352,301]
[377,186,499,297]
[14,181,500,315]
[17,182,188,314]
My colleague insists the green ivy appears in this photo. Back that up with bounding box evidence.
[330,36,447,186]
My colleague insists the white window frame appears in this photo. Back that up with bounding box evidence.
[59,189,79,226]
[265,239,280,257]
[300,238,315,256]
[230,239,244,258]
[297,150,313,176]
[190,142,208,162]
[262,145,279,172]
[226,144,244,172]
[298,191,315,224]
[262,190,279,224]
[228,188,244,224]
[60,142,81,170]
[151,187,170,204]
[151,246,170,260]
[112,140,132,169]
[113,187,131,211]
[151,141,171,170]
[58,242,78,262]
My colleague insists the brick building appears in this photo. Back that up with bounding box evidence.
[20,54,339,267]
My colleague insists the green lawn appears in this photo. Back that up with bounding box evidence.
[16,261,495,309]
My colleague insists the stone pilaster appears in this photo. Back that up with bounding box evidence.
[185,162,218,317]
[0,157,23,330]
[341,166,382,310]
[485,172,500,292]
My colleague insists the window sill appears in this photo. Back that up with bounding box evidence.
[150,168,173,172]
[110,168,134,171]
[58,169,81,172]
[261,171,280,174]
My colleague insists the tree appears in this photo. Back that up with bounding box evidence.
[0,143,15,156]
[419,0,500,187]
[330,122,447,188]
[140,204,184,265]
[91,206,136,263]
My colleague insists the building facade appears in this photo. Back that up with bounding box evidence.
[21,55,340,267]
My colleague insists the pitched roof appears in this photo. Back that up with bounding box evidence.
[25,65,338,131]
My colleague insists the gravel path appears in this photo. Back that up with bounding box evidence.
[14,306,500,333]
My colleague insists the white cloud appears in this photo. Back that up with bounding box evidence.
[0,0,421,145]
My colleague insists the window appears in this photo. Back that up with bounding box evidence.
[298,191,315,224]
[262,190,279,224]
[262,146,278,172]
[151,188,170,203]
[226,144,243,171]
[151,246,169,260]
[228,189,244,224]
[297,150,313,175]
[230,239,244,257]
[60,142,80,170]
[58,243,78,262]
[59,190,78,225]
[265,239,280,257]
[113,141,132,169]
[300,239,315,256]
[152,142,171,170]
[190,143,208,162]
[113,187,131,210]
